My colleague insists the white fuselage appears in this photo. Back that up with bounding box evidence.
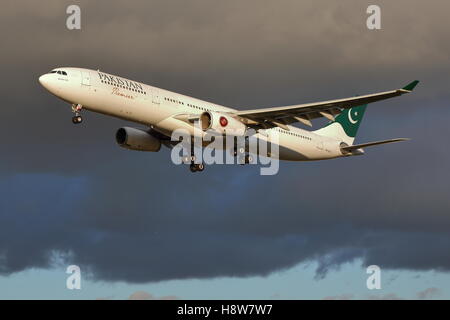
[39,67,345,161]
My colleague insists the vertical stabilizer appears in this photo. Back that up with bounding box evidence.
[313,105,367,145]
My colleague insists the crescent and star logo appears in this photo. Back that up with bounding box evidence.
[347,108,359,124]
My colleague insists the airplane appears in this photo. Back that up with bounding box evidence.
[38,67,419,173]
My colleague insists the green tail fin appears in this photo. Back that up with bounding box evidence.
[333,105,367,139]
[313,105,367,144]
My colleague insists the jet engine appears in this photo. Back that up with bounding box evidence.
[115,127,161,152]
[200,111,246,136]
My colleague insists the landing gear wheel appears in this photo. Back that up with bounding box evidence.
[189,163,205,173]
[72,116,83,124]
[239,154,253,165]
[71,104,83,124]
[182,155,190,164]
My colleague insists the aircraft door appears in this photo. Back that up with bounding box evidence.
[81,71,91,86]
[317,141,324,151]
[152,89,160,105]
[317,142,323,150]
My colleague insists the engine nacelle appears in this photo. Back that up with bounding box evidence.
[200,111,246,136]
[115,127,161,152]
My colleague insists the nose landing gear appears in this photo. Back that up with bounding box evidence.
[72,115,82,124]
[71,104,83,124]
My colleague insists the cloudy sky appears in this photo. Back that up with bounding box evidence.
[1,0,450,299]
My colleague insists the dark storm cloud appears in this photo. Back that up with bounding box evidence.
[1,0,450,283]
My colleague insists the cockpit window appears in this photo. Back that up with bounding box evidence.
[50,70,67,75]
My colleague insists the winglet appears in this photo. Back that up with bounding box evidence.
[402,80,420,91]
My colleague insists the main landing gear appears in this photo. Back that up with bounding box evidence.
[232,146,253,165]
[71,104,83,124]
[190,163,205,173]
[239,154,253,165]
[184,149,205,173]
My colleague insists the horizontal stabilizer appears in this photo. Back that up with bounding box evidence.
[341,138,409,153]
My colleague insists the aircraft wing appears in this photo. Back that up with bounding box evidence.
[234,81,419,130]
[340,138,409,153]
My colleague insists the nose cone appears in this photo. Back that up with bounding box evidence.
[39,74,60,96]
[39,74,50,89]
